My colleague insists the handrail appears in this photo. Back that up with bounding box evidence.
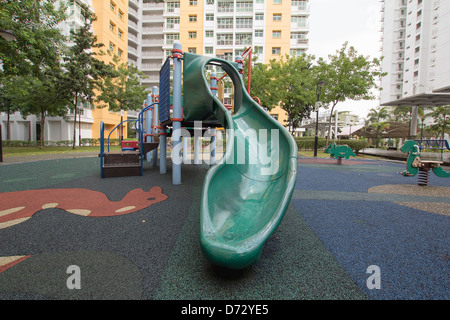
[103,102,158,152]
[107,119,139,152]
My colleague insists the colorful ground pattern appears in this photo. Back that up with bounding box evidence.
[0,155,448,301]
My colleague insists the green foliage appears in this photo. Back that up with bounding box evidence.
[269,54,319,134]
[366,106,391,148]
[55,3,115,148]
[428,106,450,139]
[95,54,149,113]
[316,42,386,142]
[1,0,68,147]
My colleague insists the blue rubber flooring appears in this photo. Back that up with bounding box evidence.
[294,158,449,300]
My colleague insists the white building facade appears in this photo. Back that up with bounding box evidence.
[380,0,450,106]
[1,0,95,143]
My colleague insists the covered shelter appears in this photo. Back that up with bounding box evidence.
[380,92,450,138]
[352,121,434,140]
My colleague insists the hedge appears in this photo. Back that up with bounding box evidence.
[2,138,121,147]
[294,137,369,154]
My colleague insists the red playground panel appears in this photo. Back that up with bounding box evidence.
[122,140,139,151]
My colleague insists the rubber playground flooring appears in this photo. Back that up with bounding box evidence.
[0,155,448,300]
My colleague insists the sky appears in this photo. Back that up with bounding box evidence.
[307,0,383,120]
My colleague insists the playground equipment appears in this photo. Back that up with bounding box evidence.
[325,143,356,164]
[400,140,450,186]
[99,97,159,178]
[99,42,298,269]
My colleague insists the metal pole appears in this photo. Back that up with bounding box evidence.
[236,55,243,80]
[152,86,159,167]
[146,93,153,162]
[172,41,183,185]
[0,124,3,163]
[314,110,319,157]
[410,106,419,139]
[314,81,326,157]
[160,125,167,174]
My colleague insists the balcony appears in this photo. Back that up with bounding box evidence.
[142,26,164,34]
[142,14,164,23]
[142,1,164,11]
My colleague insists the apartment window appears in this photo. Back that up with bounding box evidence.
[109,42,115,52]
[235,33,252,45]
[236,1,253,12]
[217,34,233,46]
[207,0,214,4]
[218,1,234,13]
[189,0,197,5]
[110,1,116,12]
[272,30,281,38]
[217,18,233,29]
[117,48,123,58]
[188,47,197,53]
[189,31,197,39]
[118,29,123,39]
[292,0,307,10]
[189,15,197,22]
[290,48,305,56]
[167,1,180,12]
[236,18,253,29]
[273,14,282,21]
[118,10,123,19]
[256,46,263,54]
[291,15,306,27]
[166,17,180,29]
[272,47,281,55]
[205,30,214,37]
[256,0,264,3]
[166,33,179,44]
[255,30,263,37]
[290,32,306,39]
[206,14,214,21]
[205,47,213,54]
[109,21,115,32]
[255,13,264,20]
[274,0,282,4]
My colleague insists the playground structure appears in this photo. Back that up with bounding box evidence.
[98,42,298,269]
[324,143,356,164]
[400,140,450,186]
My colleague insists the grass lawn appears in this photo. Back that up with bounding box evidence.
[2,145,121,157]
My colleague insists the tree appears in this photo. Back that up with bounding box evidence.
[269,54,318,134]
[246,62,280,109]
[56,3,115,149]
[429,106,450,140]
[367,106,390,148]
[317,42,385,144]
[0,0,68,147]
[0,83,19,140]
[95,54,149,142]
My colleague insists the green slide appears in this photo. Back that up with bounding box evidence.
[183,53,298,269]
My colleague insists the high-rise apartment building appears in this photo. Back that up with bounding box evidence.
[91,0,130,139]
[380,0,450,107]
[1,0,310,142]
[128,0,310,91]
